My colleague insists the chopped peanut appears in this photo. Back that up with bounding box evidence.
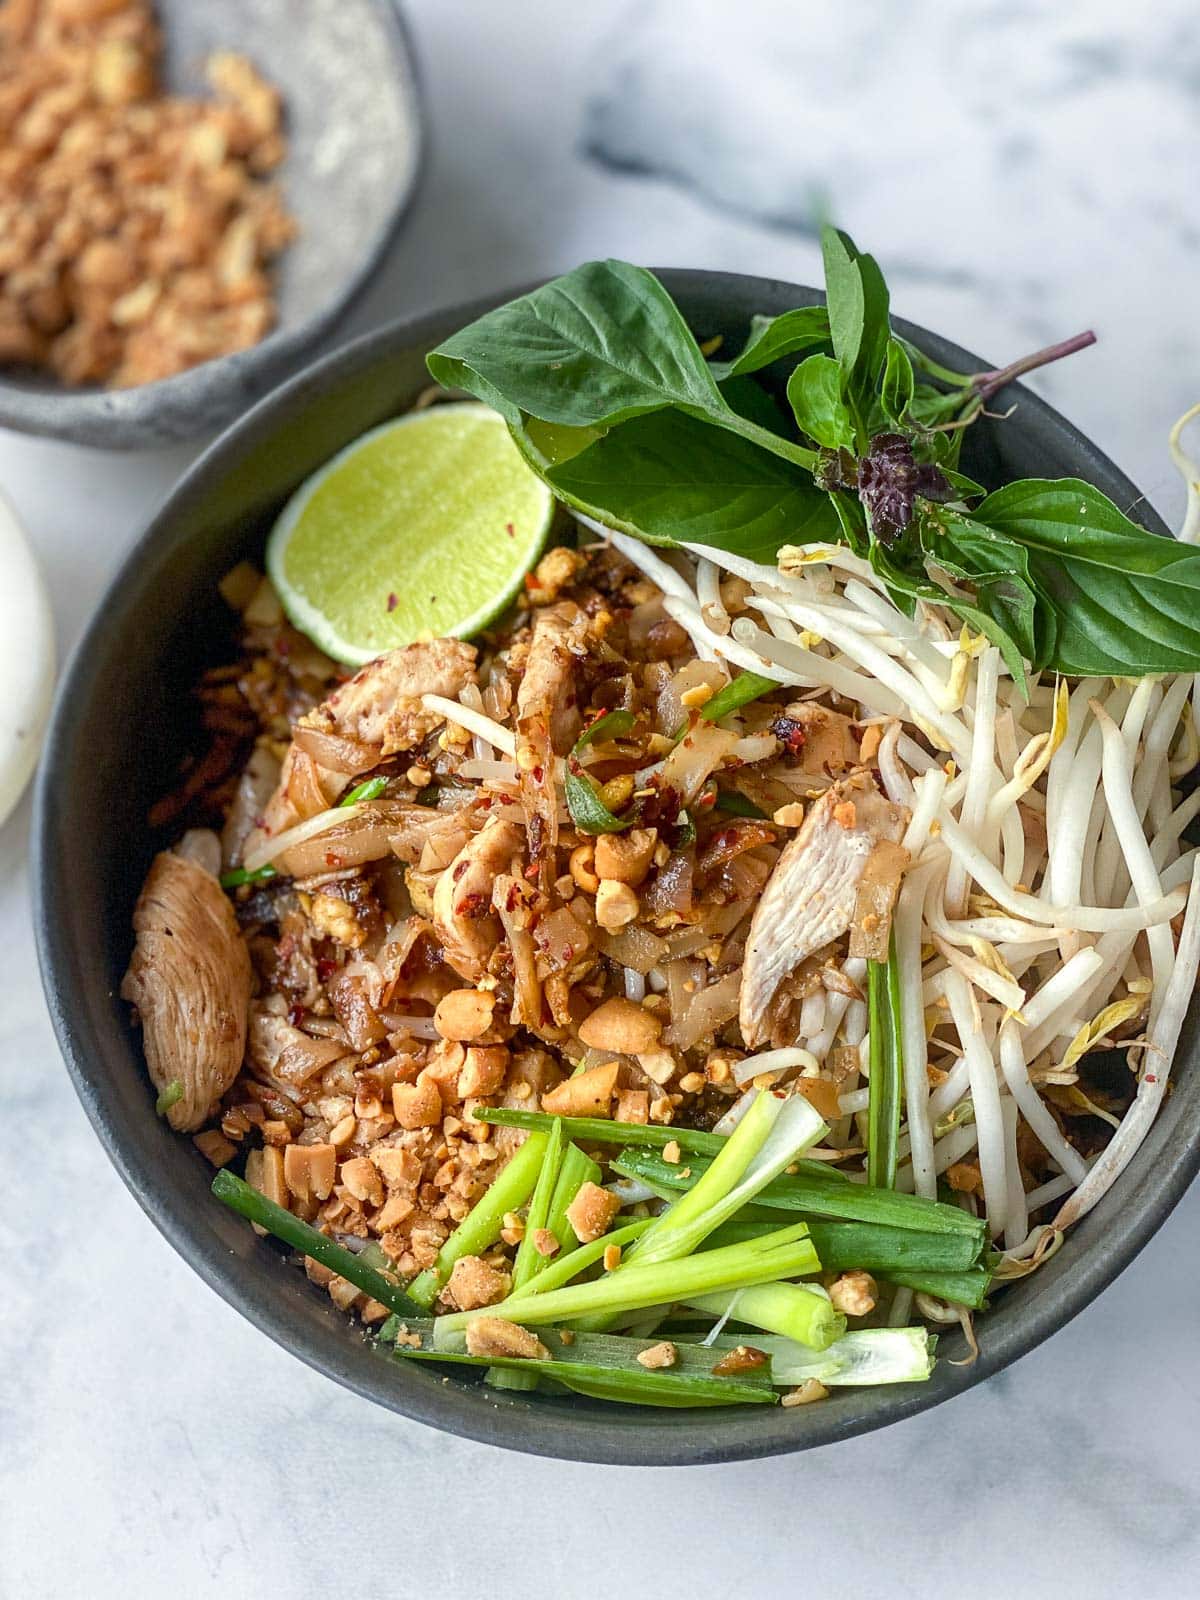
[578,995,662,1055]
[457,1045,508,1098]
[614,1088,650,1124]
[782,1379,829,1407]
[565,1181,620,1244]
[603,1243,622,1271]
[771,802,806,827]
[595,878,639,930]
[569,843,600,894]
[444,1255,510,1311]
[340,1155,384,1207]
[434,987,497,1042]
[532,1228,560,1258]
[541,1060,619,1117]
[662,1139,682,1165]
[636,1341,678,1369]
[828,1270,877,1317]
[464,1317,550,1360]
[594,828,658,886]
[392,1078,443,1130]
[282,1142,336,1203]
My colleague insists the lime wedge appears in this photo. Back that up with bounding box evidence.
[267,402,555,664]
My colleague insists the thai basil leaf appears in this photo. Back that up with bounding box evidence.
[829,488,870,557]
[564,771,630,834]
[821,227,867,384]
[820,226,890,440]
[545,408,840,561]
[717,376,793,439]
[786,354,855,451]
[880,339,915,424]
[574,709,637,754]
[872,537,1030,689]
[939,467,986,501]
[923,513,1039,675]
[708,306,830,379]
[974,478,1200,674]
[565,709,640,835]
[427,260,813,470]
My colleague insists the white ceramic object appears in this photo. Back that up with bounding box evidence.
[0,490,55,827]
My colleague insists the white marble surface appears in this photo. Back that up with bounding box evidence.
[2,3,1199,1595]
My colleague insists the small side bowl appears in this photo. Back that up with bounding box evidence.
[0,0,424,449]
[33,272,1200,1463]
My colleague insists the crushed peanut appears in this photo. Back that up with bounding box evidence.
[635,1341,678,1369]
[566,1181,621,1244]
[781,1379,829,1407]
[0,0,294,388]
[594,878,639,930]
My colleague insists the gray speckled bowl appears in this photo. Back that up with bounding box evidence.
[33,273,1200,1463]
[0,0,423,449]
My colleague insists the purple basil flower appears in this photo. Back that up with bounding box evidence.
[857,433,953,543]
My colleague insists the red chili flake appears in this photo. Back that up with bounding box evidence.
[387,592,398,613]
[505,521,516,538]
[453,860,470,882]
[698,788,718,810]
[1145,1073,1158,1084]
[524,573,537,591]
[505,884,522,912]
[524,860,541,882]
[288,1004,305,1027]
[456,891,491,919]
[317,957,337,981]
[532,765,545,784]
[274,636,290,658]
[772,714,807,756]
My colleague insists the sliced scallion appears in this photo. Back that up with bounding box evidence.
[700,670,779,723]
[340,775,388,806]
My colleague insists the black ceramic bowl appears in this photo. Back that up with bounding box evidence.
[0,0,423,449]
[33,272,1200,1465]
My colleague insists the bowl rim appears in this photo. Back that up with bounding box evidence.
[33,269,1199,1465]
[0,0,426,447]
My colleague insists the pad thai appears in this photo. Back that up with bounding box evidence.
[123,232,1200,1409]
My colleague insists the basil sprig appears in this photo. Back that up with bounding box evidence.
[429,228,1193,679]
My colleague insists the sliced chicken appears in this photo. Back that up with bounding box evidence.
[299,638,477,755]
[253,639,478,844]
[121,851,252,1131]
[516,605,583,874]
[432,816,524,981]
[739,775,909,1046]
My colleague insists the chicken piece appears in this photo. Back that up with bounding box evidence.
[516,604,583,872]
[254,640,478,843]
[299,638,477,755]
[431,817,524,981]
[739,776,909,1046]
[122,851,252,1131]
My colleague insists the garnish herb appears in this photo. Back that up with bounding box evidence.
[564,708,638,835]
[699,669,779,723]
[429,229,1196,679]
[212,1170,424,1320]
[339,776,388,806]
[219,863,277,889]
[155,1079,184,1115]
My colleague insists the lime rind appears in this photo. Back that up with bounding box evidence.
[266,402,554,666]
